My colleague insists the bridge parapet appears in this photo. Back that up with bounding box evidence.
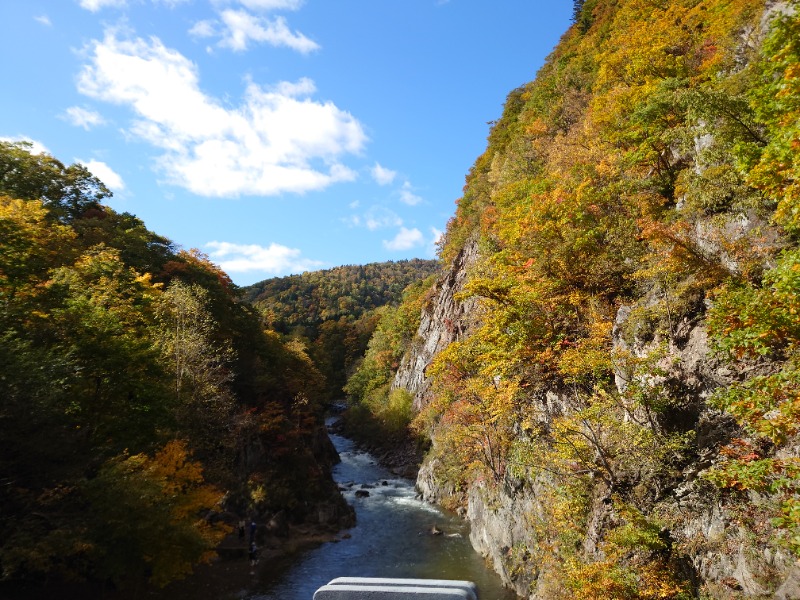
[313,577,478,600]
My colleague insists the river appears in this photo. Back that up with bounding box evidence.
[243,422,517,600]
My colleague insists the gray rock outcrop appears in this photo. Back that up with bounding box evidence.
[391,237,480,411]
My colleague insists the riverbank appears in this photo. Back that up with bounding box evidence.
[0,523,351,600]
[140,524,352,600]
[328,414,423,480]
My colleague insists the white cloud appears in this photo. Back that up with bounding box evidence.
[64,106,106,130]
[399,181,423,206]
[189,20,217,38]
[78,0,127,11]
[77,30,366,197]
[236,0,305,11]
[205,240,322,274]
[79,0,189,11]
[371,162,396,186]
[364,206,403,231]
[81,159,125,191]
[271,77,316,96]
[429,226,443,256]
[153,0,191,6]
[345,205,404,231]
[218,10,319,53]
[383,227,424,251]
[342,214,361,227]
[1,136,50,155]
[34,15,52,26]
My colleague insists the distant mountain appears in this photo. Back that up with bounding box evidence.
[242,259,439,334]
[242,259,440,400]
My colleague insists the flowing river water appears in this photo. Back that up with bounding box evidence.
[244,421,517,600]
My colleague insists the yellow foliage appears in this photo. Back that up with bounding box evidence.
[420,0,790,590]
[0,196,77,287]
[88,441,227,586]
[565,556,688,600]
[559,317,613,380]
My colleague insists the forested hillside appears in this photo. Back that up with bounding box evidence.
[243,260,439,399]
[347,0,800,597]
[0,141,351,593]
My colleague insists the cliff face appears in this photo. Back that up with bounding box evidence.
[410,241,800,598]
[391,237,480,411]
[392,0,800,597]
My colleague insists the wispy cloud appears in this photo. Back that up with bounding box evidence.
[205,240,322,274]
[364,206,403,231]
[343,205,405,231]
[78,0,127,11]
[235,0,306,10]
[189,19,217,38]
[153,0,191,6]
[383,226,424,251]
[217,10,319,53]
[371,162,396,186]
[64,106,106,130]
[190,2,318,55]
[398,181,423,206]
[81,0,191,9]
[34,14,52,26]
[77,29,366,197]
[80,159,125,191]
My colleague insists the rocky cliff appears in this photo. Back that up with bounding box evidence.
[391,1,800,597]
[391,238,480,411]
[410,245,800,599]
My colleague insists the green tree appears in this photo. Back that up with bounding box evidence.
[157,281,237,478]
[0,141,110,220]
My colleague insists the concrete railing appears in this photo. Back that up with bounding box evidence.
[313,578,478,600]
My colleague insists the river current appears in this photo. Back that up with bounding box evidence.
[245,422,517,600]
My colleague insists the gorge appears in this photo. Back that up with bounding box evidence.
[347,0,800,597]
[2,0,800,599]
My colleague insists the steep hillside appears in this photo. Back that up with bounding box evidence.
[242,260,439,329]
[352,0,800,597]
[243,260,439,399]
[0,141,352,593]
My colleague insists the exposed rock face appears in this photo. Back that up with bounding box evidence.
[399,220,797,598]
[391,237,480,410]
[466,482,542,599]
[395,3,800,597]
[416,457,459,506]
[412,275,800,596]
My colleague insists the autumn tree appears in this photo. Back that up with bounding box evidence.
[84,441,227,587]
[0,142,351,590]
[157,280,237,479]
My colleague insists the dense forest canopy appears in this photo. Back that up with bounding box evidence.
[0,140,349,590]
[243,260,439,330]
[243,260,439,399]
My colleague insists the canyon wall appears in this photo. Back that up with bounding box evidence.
[392,3,800,596]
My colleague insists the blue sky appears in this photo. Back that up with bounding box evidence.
[0,1,572,286]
